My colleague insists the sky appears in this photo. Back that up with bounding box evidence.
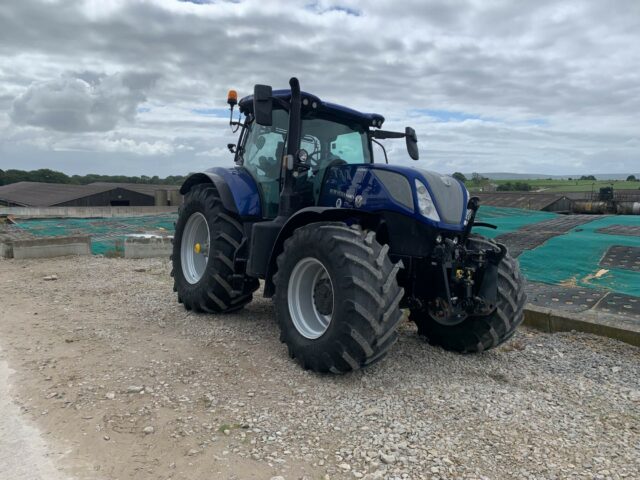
[0,0,639,177]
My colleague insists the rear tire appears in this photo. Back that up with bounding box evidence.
[274,222,404,373]
[171,184,258,313]
[411,234,526,352]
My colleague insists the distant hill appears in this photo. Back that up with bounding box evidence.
[466,172,638,181]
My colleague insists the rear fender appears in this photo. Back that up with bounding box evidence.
[180,167,261,218]
[263,207,378,297]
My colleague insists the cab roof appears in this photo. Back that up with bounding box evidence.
[238,89,385,128]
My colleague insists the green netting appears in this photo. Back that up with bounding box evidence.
[472,206,640,296]
[519,215,640,297]
[6,209,640,298]
[10,215,177,255]
[474,206,557,238]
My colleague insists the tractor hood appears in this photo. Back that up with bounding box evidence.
[319,164,469,230]
[364,164,468,227]
[413,168,467,225]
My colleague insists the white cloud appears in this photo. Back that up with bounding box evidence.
[0,0,638,176]
[10,72,158,132]
[64,136,175,156]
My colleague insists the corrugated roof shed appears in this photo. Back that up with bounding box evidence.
[563,192,592,200]
[0,182,116,207]
[0,181,180,207]
[88,182,180,196]
[476,192,571,211]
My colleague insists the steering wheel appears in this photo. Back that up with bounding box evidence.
[307,149,323,168]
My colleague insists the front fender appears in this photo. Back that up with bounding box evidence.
[180,167,261,218]
[263,206,377,297]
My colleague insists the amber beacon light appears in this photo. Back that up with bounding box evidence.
[227,89,238,106]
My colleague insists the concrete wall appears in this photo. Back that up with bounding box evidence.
[0,206,179,218]
[154,189,169,206]
[524,305,640,348]
[168,190,183,206]
[11,235,91,259]
[154,190,183,207]
[124,234,173,259]
[0,241,12,258]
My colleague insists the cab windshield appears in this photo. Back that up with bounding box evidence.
[241,109,372,218]
[301,115,371,165]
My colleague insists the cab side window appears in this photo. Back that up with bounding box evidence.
[242,109,288,218]
[330,131,368,164]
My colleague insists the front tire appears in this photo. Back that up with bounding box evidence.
[171,184,258,313]
[411,234,526,352]
[274,222,404,373]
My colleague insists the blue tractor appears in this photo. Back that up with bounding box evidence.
[172,78,525,373]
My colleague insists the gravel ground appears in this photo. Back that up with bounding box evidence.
[0,256,638,480]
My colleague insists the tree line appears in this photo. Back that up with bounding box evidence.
[0,168,187,186]
[3,168,635,189]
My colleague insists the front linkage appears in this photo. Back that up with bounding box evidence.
[428,235,506,325]
[408,196,507,326]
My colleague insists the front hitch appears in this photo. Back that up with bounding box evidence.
[426,237,505,325]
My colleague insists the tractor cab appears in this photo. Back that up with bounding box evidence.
[230,83,418,219]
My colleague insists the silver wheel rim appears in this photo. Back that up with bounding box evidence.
[287,257,334,339]
[181,212,210,284]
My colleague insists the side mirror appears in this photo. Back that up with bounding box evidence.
[405,127,419,160]
[253,84,273,126]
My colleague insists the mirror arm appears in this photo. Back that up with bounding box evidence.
[233,145,246,166]
[229,105,244,133]
[371,138,389,164]
[371,130,406,140]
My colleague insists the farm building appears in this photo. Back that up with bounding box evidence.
[0,182,181,207]
[476,192,573,212]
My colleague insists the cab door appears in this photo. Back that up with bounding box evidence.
[241,109,289,218]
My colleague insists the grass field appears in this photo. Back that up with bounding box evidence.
[469,179,640,193]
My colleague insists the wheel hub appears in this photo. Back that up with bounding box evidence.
[180,212,210,284]
[194,242,209,256]
[313,278,333,316]
[287,257,334,339]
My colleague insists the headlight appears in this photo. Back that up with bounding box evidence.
[415,179,440,222]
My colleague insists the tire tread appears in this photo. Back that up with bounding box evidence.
[171,184,258,314]
[274,222,404,373]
